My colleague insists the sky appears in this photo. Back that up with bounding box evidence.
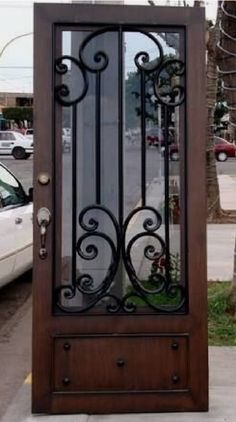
[0,0,218,93]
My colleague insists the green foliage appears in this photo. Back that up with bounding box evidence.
[125,55,176,130]
[208,282,236,346]
[126,282,181,308]
[214,79,228,130]
[214,101,228,127]
[125,71,140,129]
[2,107,33,123]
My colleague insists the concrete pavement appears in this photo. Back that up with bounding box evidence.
[1,174,236,421]
[1,347,236,422]
[208,175,236,280]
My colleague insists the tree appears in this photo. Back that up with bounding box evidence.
[206,13,222,221]
[2,107,33,125]
[125,72,140,129]
[219,0,236,141]
[218,0,236,315]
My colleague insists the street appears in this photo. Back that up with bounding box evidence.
[0,152,235,419]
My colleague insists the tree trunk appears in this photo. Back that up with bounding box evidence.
[219,1,236,311]
[206,15,222,220]
[219,1,236,141]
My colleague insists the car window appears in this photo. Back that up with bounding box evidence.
[214,137,227,145]
[0,132,9,141]
[0,132,15,141]
[7,132,15,140]
[0,165,26,209]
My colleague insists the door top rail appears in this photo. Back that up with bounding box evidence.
[34,2,205,28]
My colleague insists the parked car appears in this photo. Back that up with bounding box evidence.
[0,131,33,159]
[62,128,71,153]
[214,136,236,161]
[146,127,175,148]
[25,128,34,141]
[0,162,33,288]
[166,136,236,162]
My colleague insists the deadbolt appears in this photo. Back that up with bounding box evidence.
[38,172,50,185]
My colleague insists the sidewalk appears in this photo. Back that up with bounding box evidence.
[208,175,236,280]
[1,174,236,422]
[133,174,236,281]
[1,347,236,422]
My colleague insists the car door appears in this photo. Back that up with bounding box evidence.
[0,132,15,155]
[0,164,32,288]
[13,201,33,278]
[0,203,16,288]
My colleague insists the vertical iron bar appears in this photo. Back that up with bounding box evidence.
[140,70,146,206]
[164,105,170,283]
[72,104,77,285]
[96,72,101,204]
[118,27,124,227]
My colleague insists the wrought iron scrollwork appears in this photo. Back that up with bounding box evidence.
[78,27,111,73]
[56,206,186,313]
[121,207,185,312]
[56,205,121,313]
[54,26,186,314]
[55,55,88,106]
[153,59,185,107]
[134,30,164,73]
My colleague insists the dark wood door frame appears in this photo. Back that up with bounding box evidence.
[33,3,208,414]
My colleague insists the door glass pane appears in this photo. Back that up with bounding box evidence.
[55,28,186,314]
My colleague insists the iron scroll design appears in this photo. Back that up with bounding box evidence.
[54,26,185,108]
[56,205,186,313]
[54,26,186,313]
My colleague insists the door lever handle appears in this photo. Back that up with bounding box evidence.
[37,207,51,259]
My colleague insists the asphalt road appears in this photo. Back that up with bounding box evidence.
[1,152,235,197]
[0,150,235,419]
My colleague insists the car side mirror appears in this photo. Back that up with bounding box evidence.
[28,187,33,202]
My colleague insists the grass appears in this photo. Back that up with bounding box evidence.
[127,280,236,345]
[208,282,236,346]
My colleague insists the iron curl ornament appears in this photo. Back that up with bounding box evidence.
[54,27,177,107]
[56,206,186,314]
[153,59,185,107]
[54,55,88,106]
[54,26,186,314]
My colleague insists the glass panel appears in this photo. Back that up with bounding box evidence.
[55,28,186,313]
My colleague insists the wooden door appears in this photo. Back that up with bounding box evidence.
[33,3,208,414]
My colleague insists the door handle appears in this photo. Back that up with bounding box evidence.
[15,217,23,225]
[37,207,51,259]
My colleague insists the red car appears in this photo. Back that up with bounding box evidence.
[168,136,236,162]
[214,137,236,161]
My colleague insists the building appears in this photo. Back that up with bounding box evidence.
[0,92,33,113]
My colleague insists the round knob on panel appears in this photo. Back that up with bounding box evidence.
[62,377,70,386]
[171,341,179,350]
[116,359,125,368]
[172,374,180,384]
[63,342,71,351]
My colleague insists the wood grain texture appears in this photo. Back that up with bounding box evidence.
[33,3,208,414]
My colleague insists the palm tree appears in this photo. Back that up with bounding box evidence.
[219,0,236,314]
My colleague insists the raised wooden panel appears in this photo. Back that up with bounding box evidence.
[53,335,189,392]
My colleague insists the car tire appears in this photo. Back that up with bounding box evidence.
[216,152,227,162]
[12,147,27,160]
[170,151,179,161]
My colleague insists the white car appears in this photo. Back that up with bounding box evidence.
[0,162,33,288]
[62,128,71,153]
[25,128,34,141]
[0,131,33,159]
